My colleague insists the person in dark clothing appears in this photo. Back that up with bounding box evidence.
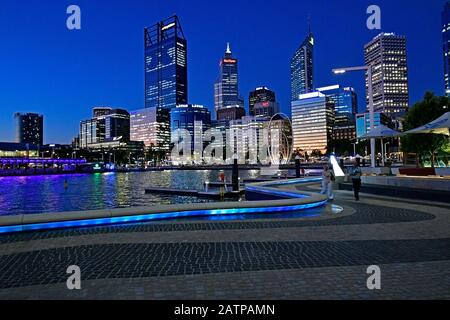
[349,160,362,201]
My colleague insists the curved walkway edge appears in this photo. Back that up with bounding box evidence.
[0,178,327,234]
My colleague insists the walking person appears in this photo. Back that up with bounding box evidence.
[349,160,362,201]
[321,164,335,201]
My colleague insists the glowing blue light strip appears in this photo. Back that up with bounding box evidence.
[245,186,308,199]
[0,200,328,235]
[0,177,327,235]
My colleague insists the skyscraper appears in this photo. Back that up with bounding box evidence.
[144,15,188,109]
[443,1,450,96]
[249,87,276,116]
[364,33,409,118]
[130,107,170,151]
[317,85,358,141]
[317,85,357,126]
[171,104,212,162]
[79,108,130,148]
[14,113,44,146]
[291,92,335,154]
[214,43,244,118]
[291,29,314,101]
[105,109,131,142]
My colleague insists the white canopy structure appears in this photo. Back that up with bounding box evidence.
[359,125,402,166]
[359,125,403,139]
[404,112,450,136]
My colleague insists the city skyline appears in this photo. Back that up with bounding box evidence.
[0,0,445,144]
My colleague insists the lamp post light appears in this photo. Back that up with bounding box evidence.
[333,65,376,168]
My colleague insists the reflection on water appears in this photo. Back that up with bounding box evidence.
[0,170,264,216]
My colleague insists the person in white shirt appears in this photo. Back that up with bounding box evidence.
[321,164,335,200]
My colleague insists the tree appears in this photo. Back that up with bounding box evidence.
[401,92,450,167]
[311,149,323,158]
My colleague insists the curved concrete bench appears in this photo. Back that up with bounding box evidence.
[0,178,327,234]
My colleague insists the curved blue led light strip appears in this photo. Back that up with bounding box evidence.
[0,200,328,234]
[0,178,328,234]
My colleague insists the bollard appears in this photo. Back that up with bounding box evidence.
[295,156,301,178]
[232,155,239,192]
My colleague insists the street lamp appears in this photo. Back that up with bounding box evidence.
[333,65,376,168]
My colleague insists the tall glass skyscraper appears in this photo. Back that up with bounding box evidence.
[291,30,314,101]
[317,85,357,126]
[214,43,243,115]
[443,1,450,96]
[364,33,409,118]
[144,16,188,109]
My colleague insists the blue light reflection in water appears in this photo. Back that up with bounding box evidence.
[0,170,271,216]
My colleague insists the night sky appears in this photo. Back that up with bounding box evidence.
[0,0,445,144]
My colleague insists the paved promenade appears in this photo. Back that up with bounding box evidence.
[0,187,449,300]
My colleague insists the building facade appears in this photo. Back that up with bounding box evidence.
[144,15,188,109]
[229,116,267,164]
[356,112,391,138]
[364,33,409,118]
[79,108,130,149]
[14,113,44,146]
[170,104,211,162]
[105,109,131,142]
[214,43,244,116]
[443,1,450,96]
[249,87,276,116]
[253,101,281,120]
[317,85,357,141]
[291,92,335,154]
[130,107,170,151]
[216,105,246,123]
[291,31,314,101]
[0,142,39,158]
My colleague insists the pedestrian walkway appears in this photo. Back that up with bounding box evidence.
[0,189,449,300]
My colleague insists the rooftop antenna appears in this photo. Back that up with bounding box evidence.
[226,42,232,54]
[307,14,312,35]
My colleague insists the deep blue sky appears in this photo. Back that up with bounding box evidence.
[0,0,445,144]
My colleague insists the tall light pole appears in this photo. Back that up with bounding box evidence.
[333,65,376,168]
[351,141,359,157]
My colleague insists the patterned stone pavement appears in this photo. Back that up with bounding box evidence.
[0,188,449,300]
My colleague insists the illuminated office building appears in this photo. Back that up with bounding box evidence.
[291,92,335,154]
[144,16,188,109]
[253,101,280,120]
[171,104,211,161]
[317,85,357,141]
[249,87,276,116]
[79,108,130,149]
[364,33,409,118]
[130,107,170,151]
[229,116,267,164]
[216,104,246,123]
[214,43,244,119]
[14,113,44,146]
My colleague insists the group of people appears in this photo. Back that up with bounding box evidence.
[321,161,362,201]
